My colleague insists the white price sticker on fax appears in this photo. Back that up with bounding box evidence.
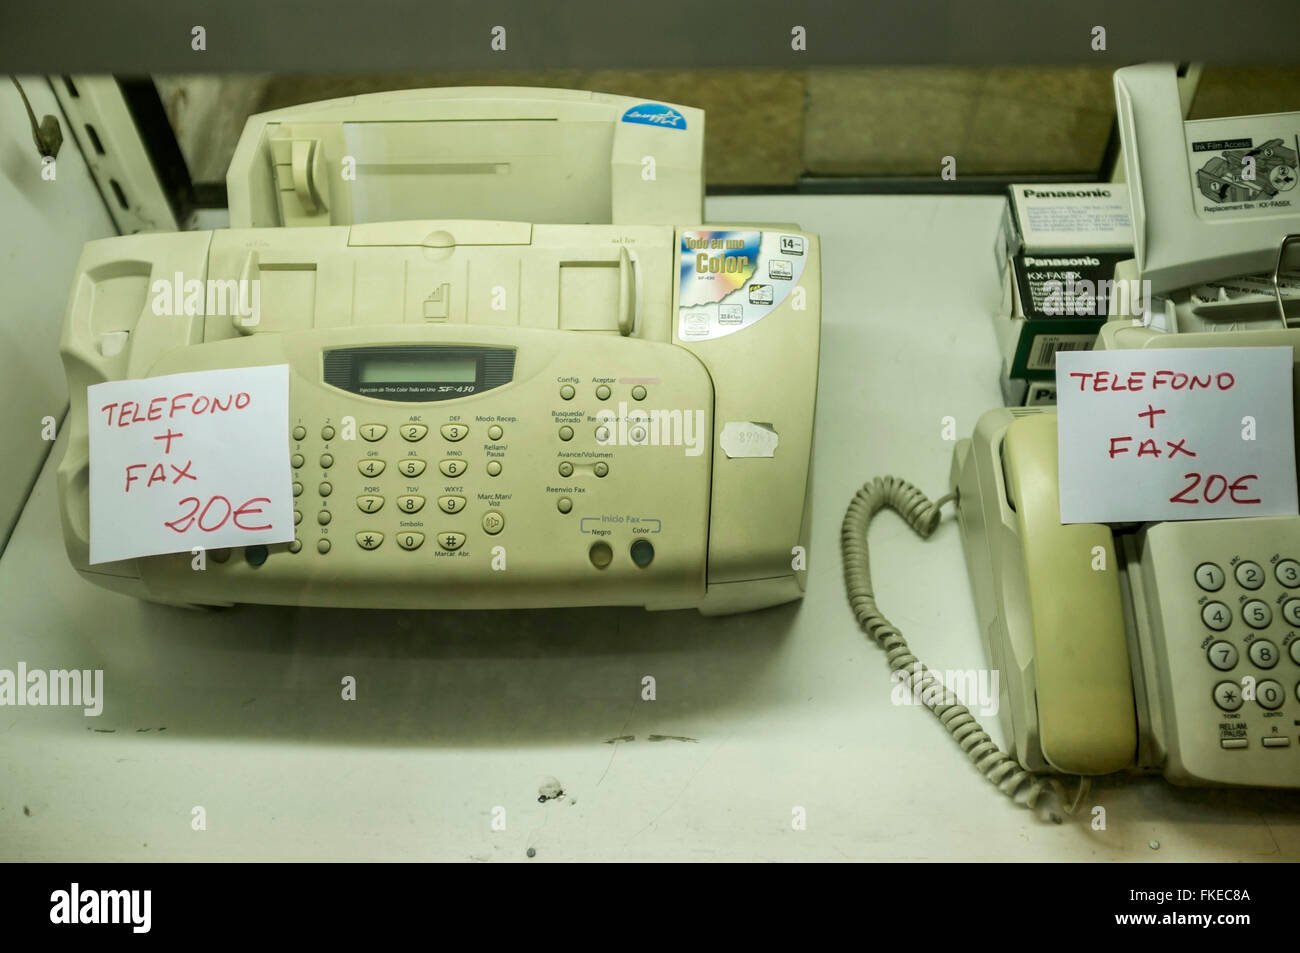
[1056,347,1297,523]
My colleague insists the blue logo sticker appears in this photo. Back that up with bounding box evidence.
[620,103,687,130]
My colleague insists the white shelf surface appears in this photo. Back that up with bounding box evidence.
[3,195,1299,861]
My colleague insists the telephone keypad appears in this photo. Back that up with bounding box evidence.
[1195,562,1225,591]
[1202,602,1231,630]
[1235,561,1265,589]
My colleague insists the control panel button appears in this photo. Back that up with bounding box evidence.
[481,511,505,535]
[320,482,333,498]
[560,384,575,400]
[438,495,466,514]
[1207,641,1238,671]
[294,510,303,525]
[401,424,429,442]
[1249,639,1279,669]
[438,459,465,478]
[631,384,647,401]
[356,531,383,550]
[356,495,384,513]
[1257,680,1285,710]
[1277,559,1300,588]
[1220,738,1249,749]
[594,462,609,478]
[440,424,468,441]
[292,482,303,497]
[288,539,302,554]
[1243,600,1272,629]
[397,494,425,514]
[317,539,331,554]
[1284,599,1300,626]
[1195,562,1225,591]
[245,545,268,567]
[1235,561,1265,589]
[1291,640,1300,665]
[558,461,574,477]
[292,425,306,441]
[596,384,611,400]
[358,459,386,477]
[558,425,574,441]
[1202,602,1231,631]
[631,539,654,567]
[397,532,425,551]
[486,460,502,477]
[437,532,466,551]
[291,454,305,469]
[1263,736,1291,747]
[557,497,573,514]
[321,425,335,441]
[317,510,332,526]
[319,453,334,469]
[399,458,428,478]
[488,425,503,441]
[1214,681,1244,711]
[589,541,613,568]
[595,425,610,442]
[360,424,387,441]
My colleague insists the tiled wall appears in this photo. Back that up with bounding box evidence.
[156,67,1300,191]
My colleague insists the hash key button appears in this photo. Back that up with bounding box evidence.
[438,532,466,551]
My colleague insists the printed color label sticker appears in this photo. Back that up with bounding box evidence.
[677,230,807,341]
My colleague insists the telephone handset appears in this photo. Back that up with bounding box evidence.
[843,406,1300,811]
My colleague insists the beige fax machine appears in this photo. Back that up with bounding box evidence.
[57,88,822,615]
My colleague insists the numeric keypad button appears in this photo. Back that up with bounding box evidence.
[356,532,383,550]
[440,424,468,441]
[1235,561,1265,589]
[400,424,428,442]
[438,495,466,514]
[397,494,425,514]
[356,495,384,513]
[1257,680,1285,710]
[1214,681,1245,712]
[1284,599,1300,626]
[438,459,466,478]
[358,459,386,477]
[360,424,387,441]
[398,459,427,478]
[438,532,466,551]
[1202,601,1231,631]
[1195,563,1225,591]
[1249,640,1279,669]
[1277,559,1300,588]
[1207,641,1238,671]
[1243,600,1272,629]
[397,532,425,551]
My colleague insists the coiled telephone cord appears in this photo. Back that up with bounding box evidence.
[841,476,1087,819]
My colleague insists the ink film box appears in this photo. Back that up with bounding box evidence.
[995,183,1134,405]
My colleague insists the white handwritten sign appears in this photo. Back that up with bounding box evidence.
[1056,347,1298,523]
[88,365,294,564]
